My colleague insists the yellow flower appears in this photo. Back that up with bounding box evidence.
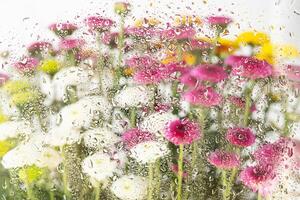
[255,43,275,64]
[123,67,134,76]
[19,165,43,184]
[2,80,31,95]
[0,113,8,124]
[217,38,238,56]
[183,53,197,66]
[134,18,161,27]
[0,140,14,157]
[11,90,41,107]
[174,15,202,26]
[38,59,60,75]
[236,31,270,46]
[275,44,300,59]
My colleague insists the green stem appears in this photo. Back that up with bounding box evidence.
[257,193,262,200]
[243,80,255,126]
[154,159,161,197]
[49,189,55,200]
[191,142,198,169]
[130,107,137,128]
[221,170,229,200]
[147,162,155,200]
[177,144,184,200]
[94,183,101,200]
[25,181,35,200]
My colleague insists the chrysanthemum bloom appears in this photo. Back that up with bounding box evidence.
[122,128,155,149]
[160,26,196,40]
[191,64,228,83]
[125,55,157,68]
[59,39,85,51]
[49,22,77,37]
[183,86,222,107]
[228,96,256,112]
[179,70,198,87]
[225,56,273,79]
[101,32,119,47]
[125,26,158,38]
[206,16,232,26]
[14,57,39,72]
[165,118,200,145]
[187,39,212,50]
[236,31,270,46]
[285,65,300,89]
[240,164,277,196]
[208,150,240,169]
[27,41,53,55]
[85,16,114,32]
[226,127,256,147]
[0,73,9,85]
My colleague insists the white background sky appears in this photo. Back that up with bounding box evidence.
[0,0,299,59]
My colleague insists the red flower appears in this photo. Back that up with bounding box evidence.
[206,16,232,26]
[207,150,240,169]
[226,127,256,147]
[191,64,228,83]
[165,118,201,145]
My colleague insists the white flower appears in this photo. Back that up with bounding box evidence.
[114,86,152,108]
[0,120,32,140]
[83,127,120,149]
[109,108,130,134]
[35,72,55,106]
[266,103,285,130]
[52,66,94,101]
[130,141,169,164]
[100,68,114,95]
[0,90,19,116]
[35,147,63,170]
[158,83,172,104]
[140,112,178,137]
[82,152,118,182]
[45,124,81,146]
[2,141,42,169]
[111,175,148,200]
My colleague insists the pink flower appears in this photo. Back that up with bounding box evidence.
[191,64,228,83]
[183,86,222,107]
[101,32,119,47]
[122,128,155,149]
[206,16,232,26]
[228,96,256,112]
[188,39,212,50]
[165,118,200,145]
[49,22,77,37]
[27,41,53,54]
[125,56,157,68]
[179,70,198,87]
[285,65,300,89]
[0,73,9,85]
[85,16,114,32]
[225,56,273,79]
[59,39,85,50]
[226,127,256,147]
[160,26,196,40]
[14,57,39,72]
[207,150,240,169]
[240,164,277,196]
[125,27,158,38]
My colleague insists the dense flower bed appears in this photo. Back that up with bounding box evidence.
[0,2,300,200]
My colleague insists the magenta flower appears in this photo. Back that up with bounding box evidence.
[27,41,53,54]
[0,73,9,85]
[49,22,77,37]
[180,70,198,87]
[165,118,200,145]
[14,57,39,72]
[206,16,232,26]
[125,26,158,38]
[188,39,212,50]
[228,96,256,112]
[125,55,157,68]
[101,32,119,47]
[240,164,277,196]
[225,56,273,79]
[183,86,222,107]
[160,26,196,40]
[122,128,155,149]
[85,16,114,32]
[285,65,300,89]
[207,150,240,169]
[191,64,228,83]
[226,127,256,147]
[59,39,85,50]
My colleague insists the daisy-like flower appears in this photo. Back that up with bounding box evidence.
[122,128,155,149]
[239,164,277,196]
[82,152,118,182]
[139,112,178,137]
[183,86,222,107]
[101,32,119,48]
[125,26,158,38]
[226,127,256,147]
[27,41,53,55]
[111,175,148,200]
[206,16,232,26]
[35,147,62,170]
[179,70,198,87]
[114,86,152,108]
[83,127,120,149]
[130,141,170,164]
[85,16,114,32]
[165,118,201,145]
[225,56,273,79]
[59,38,85,51]
[45,124,81,147]
[191,64,228,83]
[49,22,77,37]
[0,73,9,85]
[0,120,32,141]
[160,26,196,40]
[207,150,240,169]
[14,57,39,72]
